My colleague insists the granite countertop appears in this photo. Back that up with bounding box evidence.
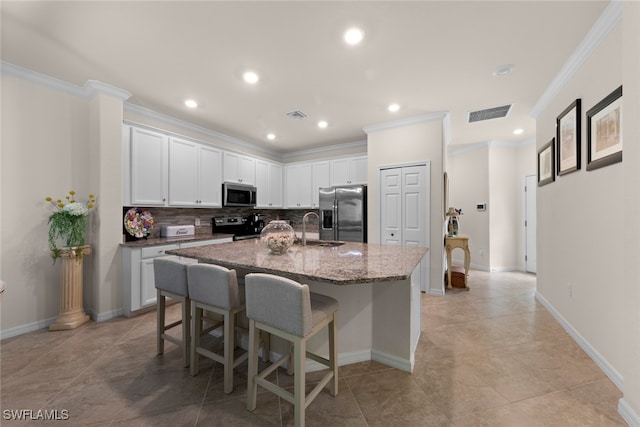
[120,233,234,248]
[166,239,428,285]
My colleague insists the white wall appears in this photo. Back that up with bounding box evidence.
[620,1,640,422]
[366,116,445,294]
[536,16,625,390]
[1,75,92,332]
[448,145,490,270]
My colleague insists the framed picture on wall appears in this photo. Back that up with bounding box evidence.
[538,138,555,187]
[556,99,581,175]
[587,85,623,171]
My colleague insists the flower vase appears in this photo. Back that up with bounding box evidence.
[49,245,91,331]
[447,215,459,236]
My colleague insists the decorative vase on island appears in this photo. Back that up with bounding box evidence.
[260,220,295,255]
[49,245,91,331]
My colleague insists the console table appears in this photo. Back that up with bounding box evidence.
[445,234,470,289]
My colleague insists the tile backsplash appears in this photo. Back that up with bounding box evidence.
[122,206,320,240]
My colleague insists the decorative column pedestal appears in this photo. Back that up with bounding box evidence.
[49,246,91,331]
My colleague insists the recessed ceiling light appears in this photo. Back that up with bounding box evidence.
[184,99,198,108]
[344,27,364,45]
[318,120,328,129]
[388,103,400,112]
[267,133,276,140]
[513,128,524,135]
[243,71,259,84]
[492,64,515,77]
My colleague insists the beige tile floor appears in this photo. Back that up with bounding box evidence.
[0,271,626,426]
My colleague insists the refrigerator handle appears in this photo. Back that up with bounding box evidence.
[333,201,338,240]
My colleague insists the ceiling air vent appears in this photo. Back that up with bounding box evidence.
[284,110,309,120]
[468,104,512,123]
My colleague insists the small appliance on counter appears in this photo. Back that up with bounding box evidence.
[212,214,265,240]
[160,225,195,237]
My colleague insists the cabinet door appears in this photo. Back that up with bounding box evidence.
[269,163,283,207]
[312,161,330,208]
[223,152,255,184]
[285,164,312,208]
[239,155,256,185]
[330,158,351,186]
[130,127,168,206]
[198,146,222,207]
[168,137,198,206]
[350,156,368,184]
[255,160,270,207]
[140,254,180,308]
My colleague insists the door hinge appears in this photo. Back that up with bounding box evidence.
[525,220,527,227]
[525,255,528,261]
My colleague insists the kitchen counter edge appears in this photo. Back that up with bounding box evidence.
[120,233,235,248]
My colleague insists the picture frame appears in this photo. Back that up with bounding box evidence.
[556,99,581,175]
[587,85,623,171]
[538,138,555,187]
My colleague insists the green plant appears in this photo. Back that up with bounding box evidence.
[45,190,96,260]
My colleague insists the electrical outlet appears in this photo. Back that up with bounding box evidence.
[195,218,201,226]
[566,282,572,297]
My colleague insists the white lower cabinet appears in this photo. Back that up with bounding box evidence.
[122,238,232,316]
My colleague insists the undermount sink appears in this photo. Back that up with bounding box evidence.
[297,240,345,247]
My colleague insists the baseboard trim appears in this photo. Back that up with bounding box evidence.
[535,291,624,391]
[87,308,125,323]
[371,349,413,373]
[618,398,640,427]
[0,316,56,340]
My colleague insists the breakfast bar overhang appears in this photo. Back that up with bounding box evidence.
[167,239,428,373]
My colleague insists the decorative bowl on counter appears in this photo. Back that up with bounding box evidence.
[260,220,295,254]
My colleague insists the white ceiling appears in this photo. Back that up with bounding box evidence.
[1,1,608,155]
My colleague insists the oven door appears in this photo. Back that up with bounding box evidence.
[223,182,257,207]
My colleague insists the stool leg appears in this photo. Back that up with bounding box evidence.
[260,331,270,363]
[329,313,338,397]
[157,290,165,355]
[181,297,190,368]
[294,338,306,427]
[223,310,234,394]
[247,319,259,411]
[190,303,201,376]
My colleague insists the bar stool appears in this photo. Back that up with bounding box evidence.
[154,258,191,368]
[187,263,249,394]
[245,273,338,427]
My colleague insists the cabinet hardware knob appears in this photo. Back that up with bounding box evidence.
[391,233,394,236]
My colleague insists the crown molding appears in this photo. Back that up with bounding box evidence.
[1,61,131,100]
[530,0,622,118]
[362,111,448,134]
[123,103,279,158]
[281,139,367,160]
[448,138,534,157]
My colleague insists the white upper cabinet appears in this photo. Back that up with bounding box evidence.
[168,137,222,207]
[256,160,283,208]
[312,161,330,208]
[330,155,368,186]
[223,152,256,185]
[130,127,168,206]
[285,163,313,208]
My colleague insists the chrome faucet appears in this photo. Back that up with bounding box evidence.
[302,211,319,246]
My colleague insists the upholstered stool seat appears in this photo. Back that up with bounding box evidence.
[153,258,191,367]
[245,273,338,427]
[187,263,253,394]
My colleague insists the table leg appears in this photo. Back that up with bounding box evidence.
[463,247,471,289]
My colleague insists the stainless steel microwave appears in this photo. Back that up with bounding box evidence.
[222,182,257,207]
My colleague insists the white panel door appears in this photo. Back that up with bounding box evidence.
[380,169,402,245]
[525,174,537,273]
[380,164,429,291]
[402,166,427,247]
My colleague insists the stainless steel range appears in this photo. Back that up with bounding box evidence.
[212,214,265,241]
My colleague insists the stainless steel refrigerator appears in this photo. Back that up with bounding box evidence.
[319,185,367,242]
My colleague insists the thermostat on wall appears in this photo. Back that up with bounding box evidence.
[476,203,487,211]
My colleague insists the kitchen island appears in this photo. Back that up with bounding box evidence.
[167,239,427,372]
